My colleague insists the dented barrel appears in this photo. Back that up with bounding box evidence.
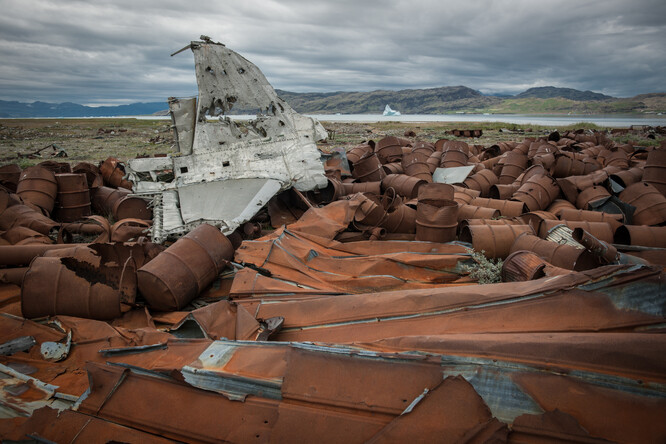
[137,223,233,311]
[16,166,58,215]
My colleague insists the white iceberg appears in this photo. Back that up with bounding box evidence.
[383,104,401,116]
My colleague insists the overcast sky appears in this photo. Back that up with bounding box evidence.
[0,0,664,105]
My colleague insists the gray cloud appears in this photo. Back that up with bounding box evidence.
[0,0,664,105]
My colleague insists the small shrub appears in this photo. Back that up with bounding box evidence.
[462,249,503,284]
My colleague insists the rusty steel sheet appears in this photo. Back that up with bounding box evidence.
[137,223,233,311]
[249,265,665,343]
[231,226,473,297]
[1,406,177,443]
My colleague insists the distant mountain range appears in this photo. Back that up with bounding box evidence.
[1,86,664,117]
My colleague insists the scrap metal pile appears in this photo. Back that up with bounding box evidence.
[0,40,665,442]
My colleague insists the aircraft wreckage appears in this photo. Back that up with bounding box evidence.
[126,39,328,242]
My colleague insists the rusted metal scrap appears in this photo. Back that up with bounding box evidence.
[126,40,328,242]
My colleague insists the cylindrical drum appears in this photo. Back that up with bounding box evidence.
[459,224,534,259]
[418,182,454,201]
[92,186,132,216]
[642,149,666,196]
[113,196,153,221]
[415,199,458,242]
[375,136,404,164]
[54,173,91,222]
[16,166,58,214]
[498,152,527,184]
[382,174,426,199]
[137,224,233,311]
[352,153,386,182]
[619,182,666,226]
[510,233,598,271]
[511,174,560,212]
[22,257,128,320]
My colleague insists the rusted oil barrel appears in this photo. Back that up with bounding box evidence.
[382,174,427,200]
[341,181,382,195]
[459,224,534,259]
[418,183,454,201]
[402,152,432,182]
[440,149,468,168]
[382,202,417,234]
[412,141,435,156]
[519,211,558,234]
[575,185,611,210]
[306,178,343,204]
[415,199,458,242]
[113,196,152,221]
[642,149,666,196]
[354,195,386,227]
[137,223,234,311]
[511,174,560,212]
[552,155,586,178]
[54,173,91,223]
[375,136,404,164]
[546,199,577,214]
[72,162,104,189]
[0,164,21,192]
[501,250,548,282]
[609,167,643,189]
[440,140,470,154]
[352,153,386,182]
[556,208,623,232]
[457,204,500,221]
[489,183,520,200]
[601,149,629,169]
[498,152,527,185]
[346,144,374,165]
[614,225,666,248]
[426,151,443,173]
[463,169,498,197]
[469,197,527,218]
[619,182,666,226]
[100,157,133,190]
[582,157,602,175]
[510,233,598,271]
[0,204,59,235]
[91,186,131,216]
[16,166,58,215]
[382,162,404,175]
[21,256,129,320]
[538,220,614,243]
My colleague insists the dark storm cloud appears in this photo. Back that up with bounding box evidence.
[0,0,664,104]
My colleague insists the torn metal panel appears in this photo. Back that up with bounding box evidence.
[168,96,196,155]
[127,40,327,240]
[0,336,35,356]
[432,166,475,184]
